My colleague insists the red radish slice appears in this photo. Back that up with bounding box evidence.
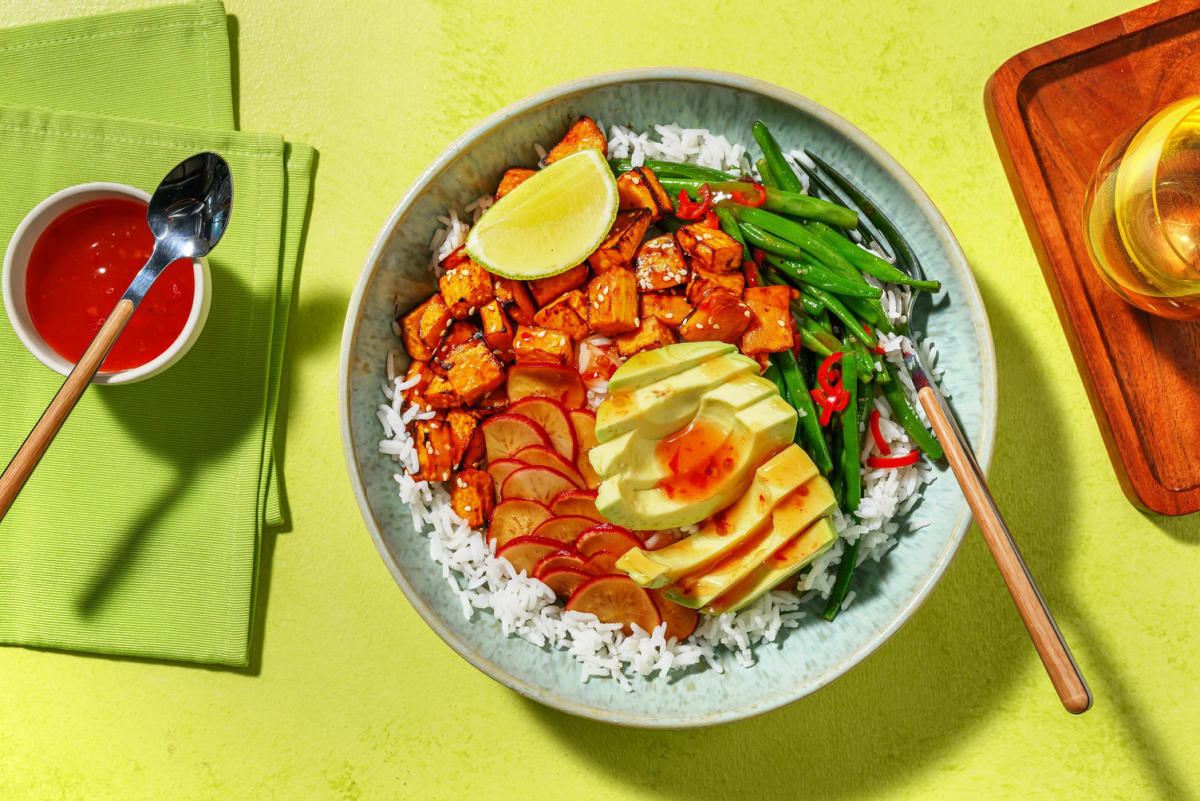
[486,459,526,497]
[566,575,662,635]
[533,550,586,579]
[489,499,551,548]
[509,398,577,460]
[575,524,641,557]
[501,465,579,505]
[513,445,585,488]
[549,489,604,522]
[507,362,586,409]
[481,414,551,462]
[496,535,567,576]
[530,515,596,544]
[649,589,699,641]
[581,550,620,576]
[569,409,601,488]
[539,567,590,599]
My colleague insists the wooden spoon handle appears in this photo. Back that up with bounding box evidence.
[918,385,1092,714]
[0,299,136,523]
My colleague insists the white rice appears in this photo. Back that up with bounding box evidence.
[376,125,941,687]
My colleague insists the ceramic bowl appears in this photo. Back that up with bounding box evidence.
[339,68,996,727]
[2,182,211,385]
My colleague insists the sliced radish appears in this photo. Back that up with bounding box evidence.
[507,362,586,409]
[533,550,586,579]
[569,409,601,488]
[486,459,526,497]
[496,535,567,576]
[530,515,596,544]
[566,575,662,635]
[581,550,620,576]
[501,465,579,505]
[513,445,585,487]
[649,589,699,641]
[549,489,604,522]
[489,499,551,548]
[509,398,577,461]
[539,567,590,599]
[575,524,641,557]
[481,414,551,462]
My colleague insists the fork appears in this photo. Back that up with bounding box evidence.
[799,151,1092,715]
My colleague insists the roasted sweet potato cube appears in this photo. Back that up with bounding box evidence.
[678,289,753,344]
[635,234,689,291]
[640,293,693,329]
[424,375,461,409]
[447,409,480,467]
[476,386,509,413]
[513,325,575,366]
[493,277,538,326]
[587,269,639,336]
[479,300,515,357]
[676,223,743,272]
[400,294,453,361]
[400,359,434,408]
[544,116,607,165]
[533,289,590,341]
[527,264,588,306]
[438,252,494,319]
[442,339,506,405]
[450,468,495,528]
[617,168,673,222]
[687,266,745,303]
[495,167,535,200]
[615,316,677,358]
[589,210,651,273]
[434,321,482,362]
[412,416,455,482]
[740,285,796,355]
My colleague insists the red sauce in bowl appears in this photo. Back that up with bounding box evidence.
[25,198,195,372]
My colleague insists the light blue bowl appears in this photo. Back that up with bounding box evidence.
[339,68,996,728]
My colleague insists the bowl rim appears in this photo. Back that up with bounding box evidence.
[1,181,211,385]
[338,67,998,727]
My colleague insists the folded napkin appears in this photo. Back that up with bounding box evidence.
[0,1,312,665]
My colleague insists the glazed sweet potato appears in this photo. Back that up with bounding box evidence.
[615,316,677,358]
[447,409,480,467]
[533,289,590,341]
[741,285,796,355]
[438,249,494,319]
[450,468,495,528]
[616,168,673,222]
[479,300,515,359]
[512,325,575,365]
[400,294,453,362]
[587,268,639,336]
[544,116,607,165]
[433,321,481,363]
[401,359,434,408]
[687,265,745,303]
[493,277,538,326]
[634,234,689,291]
[678,288,753,344]
[442,339,506,405]
[676,223,743,272]
[640,293,693,329]
[424,374,461,409]
[528,264,588,307]
[413,416,455,482]
[495,167,535,200]
[589,210,651,273]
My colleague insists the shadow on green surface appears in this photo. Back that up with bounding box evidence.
[1144,512,1200,546]
[521,277,1191,801]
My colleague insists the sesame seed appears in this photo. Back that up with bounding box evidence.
[464,505,472,512]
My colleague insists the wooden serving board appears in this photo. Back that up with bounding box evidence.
[986,0,1200,516]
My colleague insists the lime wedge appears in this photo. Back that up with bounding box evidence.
[465,149,617,280]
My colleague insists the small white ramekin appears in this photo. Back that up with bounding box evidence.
[2,182,211,385]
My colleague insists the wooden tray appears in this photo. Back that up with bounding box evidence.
[986,0,1200,515]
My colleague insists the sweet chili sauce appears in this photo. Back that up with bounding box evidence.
[25,198,195,372]
[654,417,739,502]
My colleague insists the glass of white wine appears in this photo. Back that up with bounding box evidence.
[1083,95,1200,320]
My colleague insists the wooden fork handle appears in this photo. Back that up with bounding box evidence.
[0,299,136,523]
[918,385,1092,714]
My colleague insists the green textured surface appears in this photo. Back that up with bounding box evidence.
[1,0,1198,799]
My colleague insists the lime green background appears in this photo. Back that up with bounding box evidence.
[1,0,1196,798]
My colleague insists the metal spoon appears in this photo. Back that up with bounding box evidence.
[0,153,233,522]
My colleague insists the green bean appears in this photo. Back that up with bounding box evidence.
[663,181,857,228]
[800,285,874,347]
[762,363,787,401]
[839,351,861,513]
[792,294,824,318]
[822,538,860,622]
[806,221,940,292]
[763,253,882,300]
[756,157,780,190]
[772,349,833,475]
[848,339,875,383]
[799,328,834,357]
[714,206,746,248]
[727,205,864,283]
[802,318,842,353]
[607,158,735,183]
[880,364,944,460]
[752,120,804,194]
[858,384,873,429]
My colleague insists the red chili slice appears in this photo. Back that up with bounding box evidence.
[869,410,891,455]
[701,210,720,229]
[816,351,843,394]
[742,262,759,288]
[675,184,713,220]
[730,183,767,207]
[867,451,919,468]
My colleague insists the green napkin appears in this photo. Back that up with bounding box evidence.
[0,1,311,665]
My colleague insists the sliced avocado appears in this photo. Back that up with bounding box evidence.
[664,481,837,608]
[617,445,817,587]
[595,353,760,442]
[607,341,735,392]
[703,517,838,614]
[596,394,796,531]
[588,373,779,487]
